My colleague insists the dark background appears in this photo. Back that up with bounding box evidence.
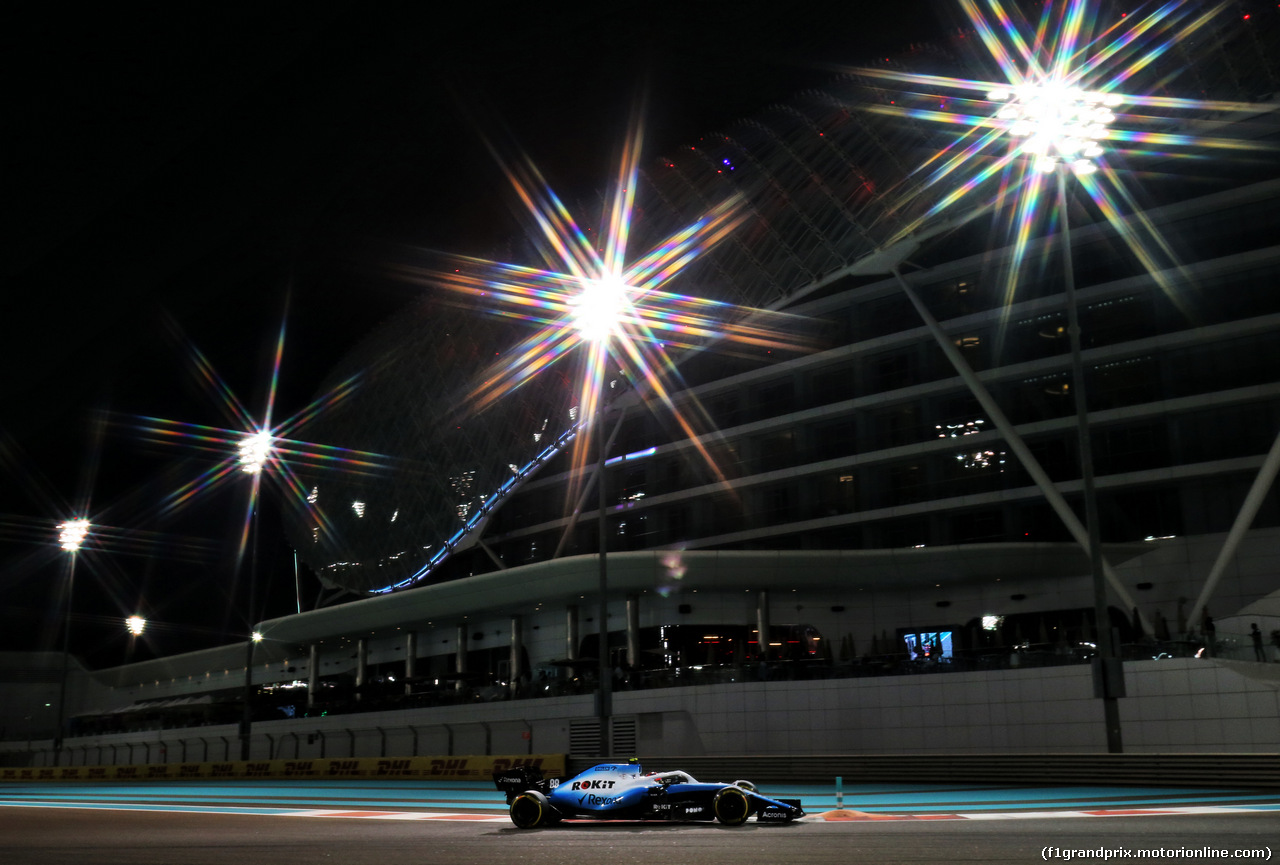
[0,2,950,667]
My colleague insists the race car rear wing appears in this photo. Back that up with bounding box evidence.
[493,764,550,804]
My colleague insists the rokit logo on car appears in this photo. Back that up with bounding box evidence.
[571,779,617,790]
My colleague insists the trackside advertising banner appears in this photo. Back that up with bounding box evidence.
[0,754,564,782]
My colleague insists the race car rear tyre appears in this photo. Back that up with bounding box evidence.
[510,792,549,829]
[713,786,752,826]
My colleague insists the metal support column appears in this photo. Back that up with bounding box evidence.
[307,644,319,711]
[1188,428,1280,627]
[455,625,468,695]
[404,632,417,697]
[566,604,579,667]
[890,264,1144,632]
[509,615,523,698]
[756,590,771,668]
[355,638,368,703]
[625,594,640,671]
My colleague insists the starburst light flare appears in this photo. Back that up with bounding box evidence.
[363,116,828,594]
[851,0,1274,317]
[127,320,397,566]
[391,118,820,498]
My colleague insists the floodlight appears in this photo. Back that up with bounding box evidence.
[571,276,628,343]
[57,519,91,552]
[125,616,146,636]
[237,430,274,474]
[990,81,1120,174]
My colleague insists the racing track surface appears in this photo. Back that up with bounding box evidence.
[1,780,1277,865]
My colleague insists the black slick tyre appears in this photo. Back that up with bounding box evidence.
[510,792,548,828]
[713,787,751,826]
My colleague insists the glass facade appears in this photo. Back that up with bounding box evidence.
[284,10,1280,597]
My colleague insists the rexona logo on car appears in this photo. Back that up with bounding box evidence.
[571,779,617,790]
[581,794,621,806]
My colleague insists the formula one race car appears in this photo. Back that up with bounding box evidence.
[493,760,804,828]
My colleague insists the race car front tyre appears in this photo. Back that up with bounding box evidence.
[510,792,550,828]
[713,786,752,826]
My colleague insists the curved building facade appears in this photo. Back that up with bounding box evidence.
[286,7,1280,611]
[10,5,1280,764]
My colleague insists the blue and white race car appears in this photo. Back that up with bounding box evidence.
[493,760,804,827]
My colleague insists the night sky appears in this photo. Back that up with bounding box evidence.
[1,2,951,667]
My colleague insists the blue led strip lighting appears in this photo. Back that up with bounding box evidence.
[369,422,585,593]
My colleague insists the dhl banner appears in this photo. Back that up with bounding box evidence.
[0,753,564,782]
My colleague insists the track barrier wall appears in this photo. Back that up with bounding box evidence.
[5,752,1279,789]
[0,753,564,783]
[583,753,1280,790]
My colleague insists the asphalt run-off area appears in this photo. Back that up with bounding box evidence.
[1,779,1277,865]
[2,778,1279,821]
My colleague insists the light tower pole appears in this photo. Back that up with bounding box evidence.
[991,80,1125,752]
[596,402,611,758]
[237,430,272,761]
[570,274,630,759]
[53,518,90,766]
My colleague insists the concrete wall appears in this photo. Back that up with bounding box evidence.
[10,657,1278,767]
[1121,658,1280,751]
[611,657,1280,755]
